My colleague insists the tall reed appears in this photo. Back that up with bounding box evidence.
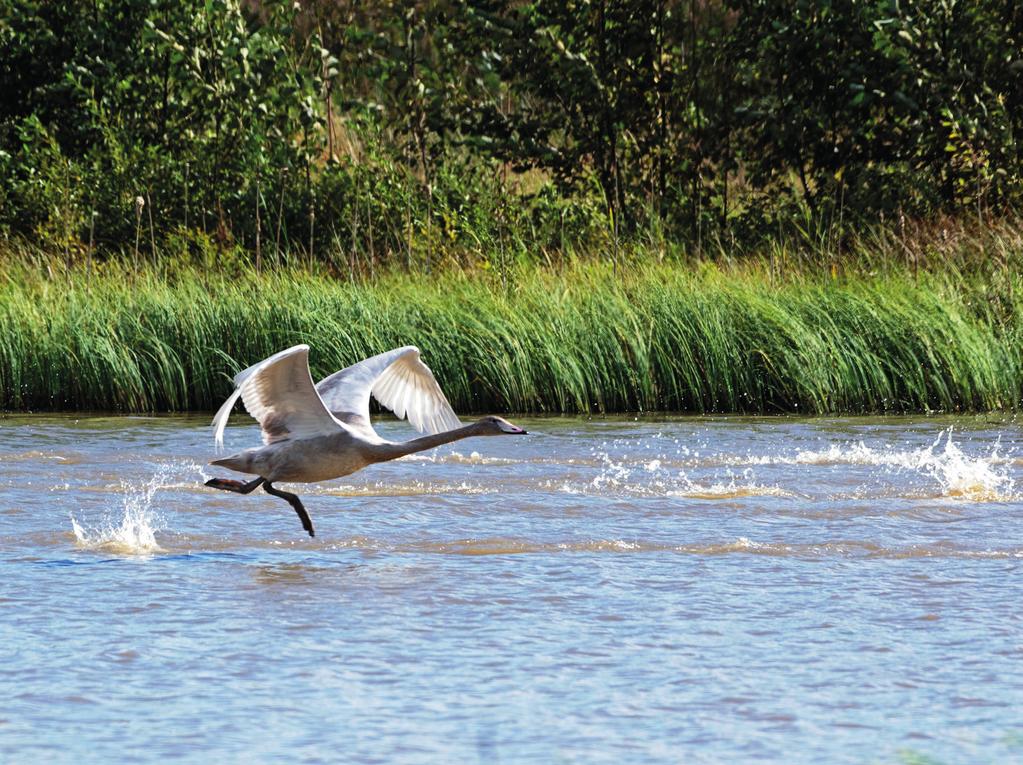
[0,249,1020,414]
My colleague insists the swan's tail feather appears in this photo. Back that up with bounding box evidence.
[209,453,253,474]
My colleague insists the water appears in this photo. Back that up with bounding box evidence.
[2,414,1022,764]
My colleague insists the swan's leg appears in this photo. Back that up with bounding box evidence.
[264,482,315,538]
[205,476,266,494]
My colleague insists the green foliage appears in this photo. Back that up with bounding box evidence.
[730,0,1023,223]
[1,230,1020,414]
[1,115,87,250]
[2,1,1021,262]
[1,0,324,249]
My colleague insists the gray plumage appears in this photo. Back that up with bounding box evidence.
[205,345,527,536]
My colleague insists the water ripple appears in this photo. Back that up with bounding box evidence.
[2,414,1021,765]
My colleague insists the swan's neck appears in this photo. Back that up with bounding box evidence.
[370,422,484,462]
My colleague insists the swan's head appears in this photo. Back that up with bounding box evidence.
[475,415,527,435]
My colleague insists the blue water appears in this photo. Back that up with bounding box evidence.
[1,414,1021,763]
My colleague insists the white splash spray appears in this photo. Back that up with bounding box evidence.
[565,428,1015,501]
[915,428,1014,500]
[70,465,176,554]
[560,451,788,499]
[770,428,1013,500]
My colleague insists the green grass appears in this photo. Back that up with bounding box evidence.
[1,236,1021,414]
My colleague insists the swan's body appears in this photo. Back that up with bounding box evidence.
[205,345,526,536]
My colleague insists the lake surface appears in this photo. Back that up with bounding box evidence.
[1,414,1021,764]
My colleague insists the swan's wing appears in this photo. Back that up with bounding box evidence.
[211,345,343,450]
[315,346,462,436]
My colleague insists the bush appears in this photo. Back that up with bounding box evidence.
[1,0,1021,264]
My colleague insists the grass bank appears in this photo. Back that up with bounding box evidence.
[1,232,1021,415]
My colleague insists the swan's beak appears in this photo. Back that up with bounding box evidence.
[499,421,528,434]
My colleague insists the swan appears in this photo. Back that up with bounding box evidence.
[204,344,527,537]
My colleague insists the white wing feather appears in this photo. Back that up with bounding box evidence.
[211,345,343,450]
[315,346,461,436]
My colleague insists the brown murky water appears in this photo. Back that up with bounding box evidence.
[1,414,1022,763]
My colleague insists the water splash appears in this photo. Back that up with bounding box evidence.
[563,428,1015,502]
[310,479,493,497]
[915,429,1014,500]
[70,466,172,554]
[557,452,789,499]
[779,428,1015,500]
[668,478,793,500]
[398,450,517,465]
